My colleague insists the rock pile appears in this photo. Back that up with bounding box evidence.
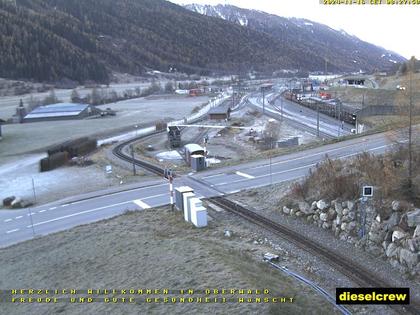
[282,199,420,276]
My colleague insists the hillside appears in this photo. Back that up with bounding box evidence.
[185,4,405,73]
[0,0,405,83]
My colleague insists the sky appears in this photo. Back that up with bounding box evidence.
[171,0,419,60]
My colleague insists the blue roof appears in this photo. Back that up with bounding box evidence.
[25,103,89,119]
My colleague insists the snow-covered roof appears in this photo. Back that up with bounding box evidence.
[25,103,89,119]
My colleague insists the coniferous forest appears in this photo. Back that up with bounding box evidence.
[0,0,405,83]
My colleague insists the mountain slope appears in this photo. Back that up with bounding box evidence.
[0,0,405,83]
[185,4,405,73]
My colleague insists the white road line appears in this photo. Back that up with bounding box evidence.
[15,216,23,219]
[6,229,19,234]
[27,213,36,216]
[141,193,167,200]
[202,173,226,179]
[229,190,240,194]
[39,210,46,213]
[27,201,132,228]
[49,207,57,210]
[61,204,69,207]
[58,183,168,207]
[235,171,255,179]
[249,141,373,170]
[133,199,151,209]
[4,219,12,223]
[216,164,317,186]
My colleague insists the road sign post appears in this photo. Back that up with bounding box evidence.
[359,186,373,238]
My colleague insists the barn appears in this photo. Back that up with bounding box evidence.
[208,104,231,120]
[23,103,96,123]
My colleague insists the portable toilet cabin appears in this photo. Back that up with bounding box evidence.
[184,144,205,165]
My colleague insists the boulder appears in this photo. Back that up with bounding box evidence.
[316,200,329,211]
[342,208,349,216]
[347,200,355,212]
[320,213,328,222]
[406,209,420,227]
[386,243,400,258]
[311,201,318,210]
[347,221,357,231]
[334,201,343,215]
[384,212,400,231]
[3,196,16,207]
[322,222,331,229]
[295,211,303,217]
[392,230,409,242]
[399,248,419,268]
[407,238,420,252]
[348,211,356,221]
[335,216,342,226]
[328,208,337,220]
[414,225,420,238]
[298,202,314,215]
[368,231,384,244]
[11,197,23,209]
[282,206,290,215]
[224,230,232,237]
[392,200,402,212]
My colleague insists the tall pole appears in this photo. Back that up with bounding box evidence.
[270,138,273,186]
[317,102,320,137]
[408,62,413,191]
[130,144,136,176]
[262,88,265,114]
[31,177,37,204]
[169,172,174,211]
[281,98,284,121]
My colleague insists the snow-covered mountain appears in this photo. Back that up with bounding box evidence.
[185,4,405,72]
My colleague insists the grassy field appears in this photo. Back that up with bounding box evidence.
[0,207,339,315]
[0,95,208,157]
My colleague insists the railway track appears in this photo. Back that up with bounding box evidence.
[112,130,166,176]
[209,196,420,315]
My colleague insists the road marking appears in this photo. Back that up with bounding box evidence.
[39,210,46,213]
[133,199,151,209]
[4,219,12,223]
[202,173,226,179]
[57,183,168,207]
[49,207,57,210]
[229,190,240,194]
[216,164,317,186]
[27,201,133,228]
[249,141,375,170]
[27,213,36,216]
[15,216,23,219]
[61,204,69,207]
[6,229,19,234]
[141,193,166,200]
[235,171,255,179]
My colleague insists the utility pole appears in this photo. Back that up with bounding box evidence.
[317,102,320,137]
[31,177,37,204]
[262,88,265,114]
[408,59,413,191]
[130,144,136,176]
[281,97,284,121]
[270,136,273,186]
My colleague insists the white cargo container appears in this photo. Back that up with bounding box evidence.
[191,205,208,228]
[175,186,194,211]
[182,192,196,222]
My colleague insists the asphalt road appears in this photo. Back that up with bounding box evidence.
[247,92,354,138]
[0,131,394,248]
